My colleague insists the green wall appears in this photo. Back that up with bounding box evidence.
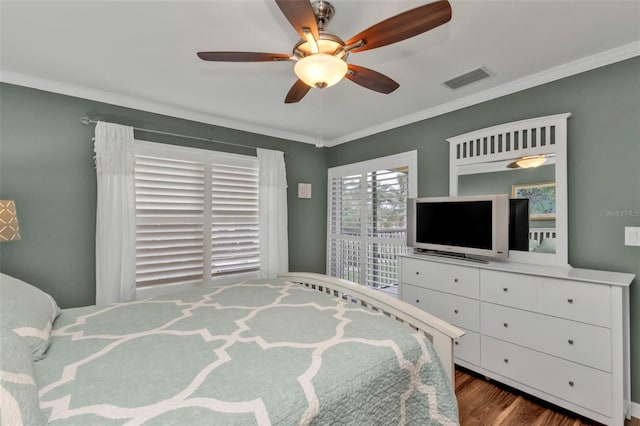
[0,83,328,308]
[328,57,640,402]
[458,163,555,198]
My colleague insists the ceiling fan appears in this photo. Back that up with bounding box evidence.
[197,0,452,103]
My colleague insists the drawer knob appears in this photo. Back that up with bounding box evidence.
[503,322,509,328]
[503,287,509,292]
[454,341,459,346]
[568,381,575,387]
[415,299,420,304]
[454,278,459,283]
[415,271,419,275]
[454,309,459,314]
[503,358,509,364]
[568,339,574,345]
[567,298,574,304]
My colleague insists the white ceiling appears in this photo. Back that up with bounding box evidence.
[1,1,639,146]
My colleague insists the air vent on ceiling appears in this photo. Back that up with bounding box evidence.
[443,67,491,90]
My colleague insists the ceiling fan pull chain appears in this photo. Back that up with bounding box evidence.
[315,90,324,148]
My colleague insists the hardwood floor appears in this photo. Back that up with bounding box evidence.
[455,368,640,426]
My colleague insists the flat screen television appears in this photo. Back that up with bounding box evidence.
[407,194,510,259]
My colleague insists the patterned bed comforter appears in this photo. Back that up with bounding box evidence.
[34,279,459,425]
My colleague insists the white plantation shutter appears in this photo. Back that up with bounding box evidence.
[134,141,259,291]
[327,151,417,288]
[328,174,362,283]
[135,155,205,288]
[211,161,260,276]
[365,168,410,287]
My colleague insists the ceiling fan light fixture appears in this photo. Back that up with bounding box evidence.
[294,53,347,88]
[514,155,547,169]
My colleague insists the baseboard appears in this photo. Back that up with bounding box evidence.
[631,401,640,419]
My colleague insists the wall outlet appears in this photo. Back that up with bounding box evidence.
[624,227,640,246]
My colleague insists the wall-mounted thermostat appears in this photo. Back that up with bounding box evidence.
[298,183,312,199]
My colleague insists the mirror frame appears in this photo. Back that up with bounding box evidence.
[447,113,571,266]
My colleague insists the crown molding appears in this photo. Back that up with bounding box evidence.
[326,41,640,146]
[2,41,638,147]
[0,69,317,145]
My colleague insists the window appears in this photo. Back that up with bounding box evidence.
[327,151,417,290]
[134,141,260,295]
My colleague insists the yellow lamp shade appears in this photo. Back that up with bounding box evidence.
[0,200,21,242]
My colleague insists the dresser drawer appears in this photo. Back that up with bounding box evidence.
[402,284,480,332]
[481,303,611,371]
[537,277,610,327]
[481,336,612,416]
[480,270,611,327]
[454,328,480,366]
[401,257,479,298]
[480,270,536,308]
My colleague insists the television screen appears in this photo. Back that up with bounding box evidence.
[509,198,529,251]
[407,194,509,259]
[415,200,493,250]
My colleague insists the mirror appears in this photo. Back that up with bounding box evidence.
[459,160,556,254]
[447,114,570,266]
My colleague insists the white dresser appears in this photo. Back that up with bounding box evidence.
[399,254,634,425]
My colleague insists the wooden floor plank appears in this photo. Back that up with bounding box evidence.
[455,368,639,426]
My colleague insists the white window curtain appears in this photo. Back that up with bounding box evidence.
[257,148,289,278]
[94,121,136,304]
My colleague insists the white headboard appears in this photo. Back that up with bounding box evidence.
[530,228,556,244]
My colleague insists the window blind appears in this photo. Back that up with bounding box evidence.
[210,161,260,277]
[327,152,417,289]
[328,174,362,283]
[134,142,259,289]
[365,168,410,288]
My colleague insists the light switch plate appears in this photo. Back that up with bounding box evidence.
[624,227,640,246]
[298,183,312,199]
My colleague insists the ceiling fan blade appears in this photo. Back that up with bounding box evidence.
[197,52,290,62]
[274,0,319,40]
[285,79,311,103]
[345,64,399,94]
[345,0,452,53]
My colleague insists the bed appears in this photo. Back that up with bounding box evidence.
[1,272,463,425]
[529,228,557,253]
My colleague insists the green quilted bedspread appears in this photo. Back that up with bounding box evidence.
[35,279,459,425]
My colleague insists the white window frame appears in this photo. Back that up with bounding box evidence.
[134,140,261,299]
[326,151,418,288]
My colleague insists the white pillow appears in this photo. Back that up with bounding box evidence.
[528,238,540,252]
[537,237,557,253]
[0,326,45,425]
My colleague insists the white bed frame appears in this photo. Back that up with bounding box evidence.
[277,272,465,385]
